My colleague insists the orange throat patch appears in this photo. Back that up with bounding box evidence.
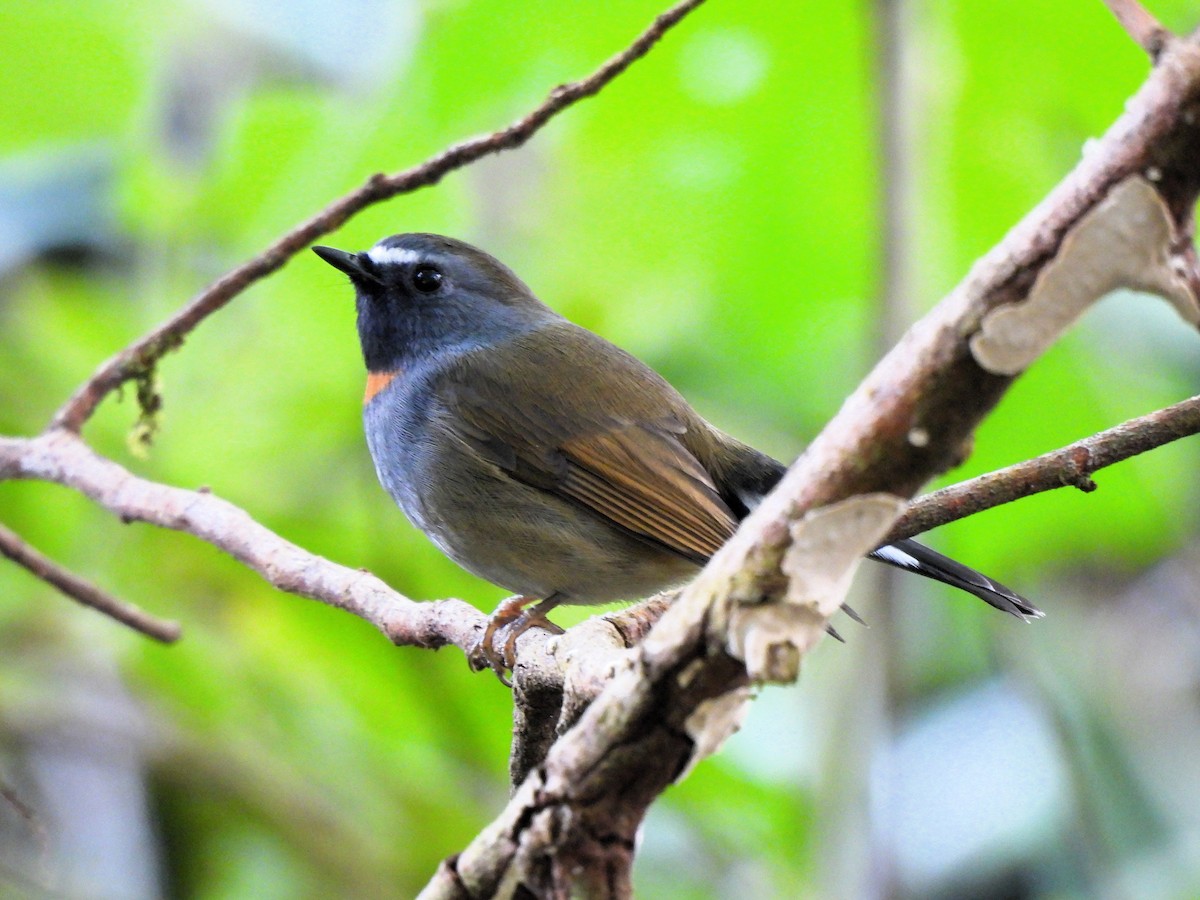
[364,370,400,404]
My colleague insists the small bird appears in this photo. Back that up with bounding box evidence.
[314,234,1041,678]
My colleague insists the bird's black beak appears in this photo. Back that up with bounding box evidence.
[312,245,381,284]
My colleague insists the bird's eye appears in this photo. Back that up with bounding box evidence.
[412,265,443,293]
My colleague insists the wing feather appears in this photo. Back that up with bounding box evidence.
[439,342,737,564]
[560,428,735,561]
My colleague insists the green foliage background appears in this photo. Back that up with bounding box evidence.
[2,1,1200,897]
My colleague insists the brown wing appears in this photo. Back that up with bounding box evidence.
[559,425,735,561]
[438,324,738,564]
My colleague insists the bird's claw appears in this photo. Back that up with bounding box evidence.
[840,603,868,626]
[469,596,564,686]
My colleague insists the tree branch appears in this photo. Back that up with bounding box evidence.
[1102,0,1173,58]
[0,431,485,655]
[0,782,49,889]
[47,0,708,435]
[425,25,1200,896]
[580,390,1200,720]
[891,393,1200,541]
[3,3,1199,895]
[0,521,181,642]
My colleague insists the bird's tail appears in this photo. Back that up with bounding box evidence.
[869,538,1043,621]
[708,444,1041,620]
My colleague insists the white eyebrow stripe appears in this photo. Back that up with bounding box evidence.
[367,246,421,266]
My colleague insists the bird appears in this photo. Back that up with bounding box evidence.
[313,233,1041,679]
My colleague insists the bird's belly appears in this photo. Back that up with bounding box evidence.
[365,403,697,602]
[430,481,699,602]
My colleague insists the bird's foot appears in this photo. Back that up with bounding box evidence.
[470,594,565,686]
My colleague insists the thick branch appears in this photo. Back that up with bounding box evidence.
[891,393,1200,541]
[428,27,1200,897]
[552,389,1200,719]
[0,522,180,642]
[48,0,707,434]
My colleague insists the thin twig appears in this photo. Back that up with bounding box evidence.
[0,783,50,873]
[0,784,40,835]
[890,394,1200,541]
[0,521,181,643]
[1101,0,1173,58]
[48,0,708,434]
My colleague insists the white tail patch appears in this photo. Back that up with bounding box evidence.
[871,544,921,571]
[737,489,765,512]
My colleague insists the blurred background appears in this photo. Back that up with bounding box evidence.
[2,0,1199,897]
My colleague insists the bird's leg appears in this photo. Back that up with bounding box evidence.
[473,593,565,685]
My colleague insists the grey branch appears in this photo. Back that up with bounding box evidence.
[0,520,180,642]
